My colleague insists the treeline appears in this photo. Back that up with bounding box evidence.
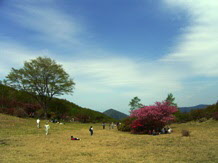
[175,103,218,123]
[117,101,218,134]
[0,84,114,123]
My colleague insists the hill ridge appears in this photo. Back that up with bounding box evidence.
[179,104,210,112]
[103,108,128,120]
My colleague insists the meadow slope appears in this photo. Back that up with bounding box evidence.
[0,114,218,163]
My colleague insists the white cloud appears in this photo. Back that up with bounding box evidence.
[162,0,218,77]
[1,0,217,113]
[61,57,183,99]
[0,41,52,78]
[7,1,84,46]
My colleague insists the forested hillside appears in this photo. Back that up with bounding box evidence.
[0,83,114,123]
[179,104,210,112]
[175,103,218,123]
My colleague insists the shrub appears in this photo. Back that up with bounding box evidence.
[0,108,9,114]
[181,130,190,137]
[4,108,16,115]
[212,112,218,120]
[117,117,135,132]
[174,111,192,123]
[130,101,178,134]
[14,107,28,117]
[198,117,207,123]
[117,123,131,132]
[190,109,205,121]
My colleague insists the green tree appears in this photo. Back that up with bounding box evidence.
[5,57,75,118]
[129,96,144,111]
[165,93,177,107]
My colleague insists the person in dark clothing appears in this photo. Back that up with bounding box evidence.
[89,126,93,136]
[102,123,106,129]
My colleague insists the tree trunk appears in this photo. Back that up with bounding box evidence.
[44,111,48,119]
[43,102,48,119]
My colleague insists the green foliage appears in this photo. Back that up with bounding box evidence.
[129,96,143,111]
[5,57,75,118]
[48,97,115,123]
[174,110,192,123]
[117,117,135,132]
[48,98,71,119]
[73,107,114,123]
[190,109,206,121]
[212,112,218,120]
[166,93,177,107]
[0,84,114,122]
[175,103,218,123]
[0,83,40,118]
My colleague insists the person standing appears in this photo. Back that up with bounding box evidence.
[102,123,105,129]
[36,118,40,128]
[45,123,50,135]
[111,122,114,129]
[89,126,93,136]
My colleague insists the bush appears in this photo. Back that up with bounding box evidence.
[14,107,28,117]
[190,109,205,121]
[198,117,207,123]
[117,123,131,132]
[130,101,177,134]
[212,112,218,120]
[1,107,16,115]
[117,117,135,132]
[181,130,190,137]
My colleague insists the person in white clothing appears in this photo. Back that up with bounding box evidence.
[45,123,50,135]
[111,122,114,129]
[168,128,172,134]
[36,119,40,128]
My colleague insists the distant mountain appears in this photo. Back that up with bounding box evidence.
[103,109,128,120]
[179,104,210,112]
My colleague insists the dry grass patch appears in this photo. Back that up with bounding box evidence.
[0,114,218,162]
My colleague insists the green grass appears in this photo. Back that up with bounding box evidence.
[0,113,218,163]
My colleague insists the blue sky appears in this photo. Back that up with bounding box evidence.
[0,0,218,114]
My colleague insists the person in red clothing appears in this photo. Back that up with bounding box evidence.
[71,136,80,140]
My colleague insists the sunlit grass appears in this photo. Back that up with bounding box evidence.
[0,113,218,162]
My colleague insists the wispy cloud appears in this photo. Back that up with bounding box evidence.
[0,0,217,113]
[162,0,218,77]
[62,57,183,96]
[6,0,84,46]
[0,41,51,78]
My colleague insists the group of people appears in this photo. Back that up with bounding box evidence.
[161,127,172,134]
[36,119,173,142]
[37,118,94,138]
[36,118,50,135]
[150,127,173,135]
[36,119,121,140]
[102,122,118,129]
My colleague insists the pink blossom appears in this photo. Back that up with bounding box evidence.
[130,101,178,133]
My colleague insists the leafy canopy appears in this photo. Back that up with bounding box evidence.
[5,56,75,117]
[165,93,177,107]
[129,96,144,111]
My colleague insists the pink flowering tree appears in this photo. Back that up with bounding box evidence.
[130,101,178,134]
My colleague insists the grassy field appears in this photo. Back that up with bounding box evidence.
[0,113,218,163]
